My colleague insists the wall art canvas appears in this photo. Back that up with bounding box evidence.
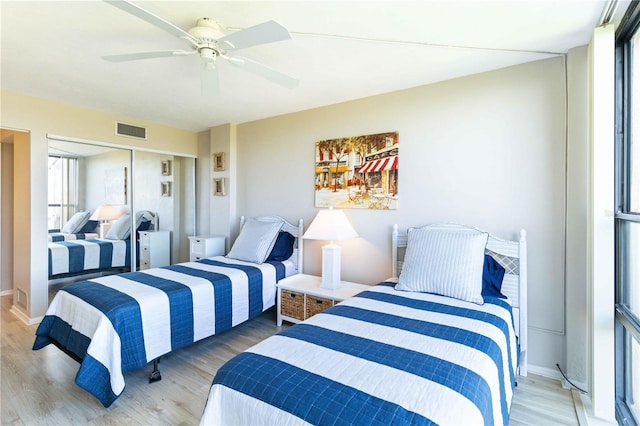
[104,167,127,205]
[314,131,398,209]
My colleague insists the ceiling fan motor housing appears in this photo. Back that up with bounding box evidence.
[188,18,225,42]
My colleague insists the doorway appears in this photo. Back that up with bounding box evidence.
[0,132,15,297]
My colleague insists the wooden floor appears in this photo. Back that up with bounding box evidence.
[0,294,580,425]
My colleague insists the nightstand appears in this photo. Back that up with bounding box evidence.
[139,230,171,270]
[276,274,369,326]
[188,235,225,261]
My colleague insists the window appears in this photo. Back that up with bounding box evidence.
[616,4,640,425]
[47,155,78,230]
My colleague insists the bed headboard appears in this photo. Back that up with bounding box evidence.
[391,223,528,376]
[147,211,159,231]
[239,215,304,273]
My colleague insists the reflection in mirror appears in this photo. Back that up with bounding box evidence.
[132,152,196,266]
[47,139,196,290]
[47,139,132,284]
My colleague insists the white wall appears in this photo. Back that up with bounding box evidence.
[209,124,237,250]
[566,45,589,387]
[231,56,568,373]
[175,156,196,263]
[196,130,212,236]
[84,149,131,211]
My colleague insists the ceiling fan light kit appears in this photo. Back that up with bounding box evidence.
[102,0,299,95]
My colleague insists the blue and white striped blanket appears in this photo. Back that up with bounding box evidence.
[48,239,130,278]
[201,281,518,426]
[48,232,99,242]
[34,256,289,407]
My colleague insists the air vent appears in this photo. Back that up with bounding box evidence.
[115,122,147,140]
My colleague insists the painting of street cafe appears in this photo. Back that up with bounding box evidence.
[314,131,398,210]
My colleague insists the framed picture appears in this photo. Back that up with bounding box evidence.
[161,160,172,176]
[314,131,399,210]
[161,181,172,197]
[213,178,226,196]
[213,152,225,171]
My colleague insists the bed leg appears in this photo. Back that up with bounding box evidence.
[149,357,162,383]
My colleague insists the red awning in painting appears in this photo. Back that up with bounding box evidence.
[358,156,398,173]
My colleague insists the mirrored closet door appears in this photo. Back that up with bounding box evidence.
[47,138,196,283]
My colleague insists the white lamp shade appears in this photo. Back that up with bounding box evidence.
[90,204,123,222]
[303,208,358,242]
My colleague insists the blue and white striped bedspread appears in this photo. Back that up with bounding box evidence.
[48,232,99,242]
[33,256,287,407]
[201,281,518,426]
[48,239,130,278]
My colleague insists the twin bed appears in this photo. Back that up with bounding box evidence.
[34,217,527,425]
[35,215,303,407]
[200,222,527,425]
[47,211,156,280]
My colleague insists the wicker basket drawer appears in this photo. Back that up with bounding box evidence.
[281,290,305,320]
[306,295,334,318]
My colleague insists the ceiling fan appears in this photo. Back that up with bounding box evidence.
[102,0,299,95]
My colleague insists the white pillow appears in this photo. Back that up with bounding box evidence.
[226,218,283,264]
[61,211,92,234]
[105,214,131,240]
[395,225,489,304]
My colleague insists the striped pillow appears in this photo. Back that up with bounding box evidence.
[226,218,283,264]
[395,226,488,304]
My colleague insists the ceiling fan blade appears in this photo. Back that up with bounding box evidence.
[104,0,198,47]
[218,20,291,51]
[102,50,195,62]
[201,63,220,96]
[231,56,299,89]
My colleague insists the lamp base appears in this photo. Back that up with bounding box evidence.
[99,222,112,239]
[320,244,342,290]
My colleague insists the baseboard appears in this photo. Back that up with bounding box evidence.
[573,390,589,425]
[528,364,589,392]
[9,305,43,325]
[526,364,563,381]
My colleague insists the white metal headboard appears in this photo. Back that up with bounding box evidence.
[391,223,528,376]
[133,210,158,232]
[239,215,304,273]
[148,211,159,230]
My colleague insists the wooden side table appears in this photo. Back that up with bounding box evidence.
[276,274,369,326]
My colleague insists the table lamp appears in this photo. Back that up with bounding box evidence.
[90,204,123,238]
[303,207,358,289]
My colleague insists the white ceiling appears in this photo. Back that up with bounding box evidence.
[0,1,626,133]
